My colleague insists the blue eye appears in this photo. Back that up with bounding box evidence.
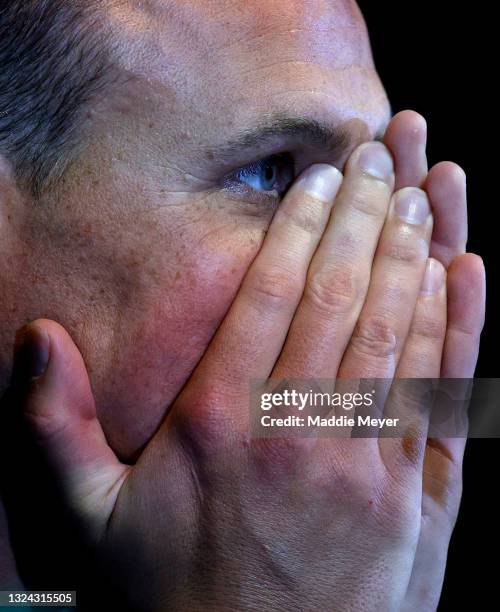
[225,153,295,199]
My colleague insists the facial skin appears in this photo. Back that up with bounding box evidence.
[0,0,390,459]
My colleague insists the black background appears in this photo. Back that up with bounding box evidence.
[357,1,497,609]
[2,3,497,610]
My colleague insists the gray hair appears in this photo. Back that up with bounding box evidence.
[0,1,115,198]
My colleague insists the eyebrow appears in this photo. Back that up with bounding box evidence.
[205,113,355,164]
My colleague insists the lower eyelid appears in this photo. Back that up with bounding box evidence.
[222,181,280,205]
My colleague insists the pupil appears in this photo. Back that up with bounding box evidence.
[264,165,275,183]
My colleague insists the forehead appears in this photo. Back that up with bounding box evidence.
[120,0,362,29]
[113,0,370,67]
[105,0,388,149]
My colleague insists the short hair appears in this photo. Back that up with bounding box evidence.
[0,1,116,198]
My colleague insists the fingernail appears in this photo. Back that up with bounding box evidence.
[420,259,444,295]
[297,164,342,202]
[13,326,50,381]
[395,188,430,225]
[358,143,394,181]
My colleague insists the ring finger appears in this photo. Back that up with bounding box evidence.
[338,187,433,380]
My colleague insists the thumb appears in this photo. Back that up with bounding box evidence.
[12,319,130,539]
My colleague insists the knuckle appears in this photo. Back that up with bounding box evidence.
[362,474,421,537]
[282,193,328,235]
[322,462,419,539]
[333,467,377,505]
[351,315,398,360]
[23,384,77,444]
[450,323,481,343]
[24,406,68,444]
[305,266,361,316]
[174,384,234,455]
[382,236,428,264]
[410,313,446,341]
[245,266,302,309]
[349,186,388,218]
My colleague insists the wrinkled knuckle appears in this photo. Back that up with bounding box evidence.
[327,469,418,538]
[451,324,481,344]
[350,188,387,218]
[410,313,446,341]
[383,236,428,264]
[245,266,302,309]
[24,406,68,444]
[362,476,421,537]
[22,384,71,443]
[305,267,360,316]
[351,315,398,360]
[283,193,327,234]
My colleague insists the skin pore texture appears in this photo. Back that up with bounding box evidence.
[0,0,391,460]
[0,2,487,609]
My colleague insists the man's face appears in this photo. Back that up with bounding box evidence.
[1,0,390,458]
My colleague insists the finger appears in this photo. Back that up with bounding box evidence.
[179,165,342,397]
[273,142,394,378]
[379,259,447,465]
[384,110,428,190]
[379,261,448,612]
[396,258,447,379]
[14,320,129,538]
[339,187,433,380]
[441,253,485,379]
[425,162,468,267]
[402,255,484,612]
[401,513,456,612]
[427,254,486,462]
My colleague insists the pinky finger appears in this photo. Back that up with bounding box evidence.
[441,253,486,379]
[379,258,446,468]
[400,255,485,612]
[419,253,485,494]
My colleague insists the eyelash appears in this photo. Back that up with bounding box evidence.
[222,153,296,202]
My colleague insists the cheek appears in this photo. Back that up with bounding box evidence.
[96,224,264,459]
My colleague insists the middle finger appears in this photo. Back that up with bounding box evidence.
[273,141,394,379]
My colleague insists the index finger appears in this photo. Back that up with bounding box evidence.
[177,164,342,397]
